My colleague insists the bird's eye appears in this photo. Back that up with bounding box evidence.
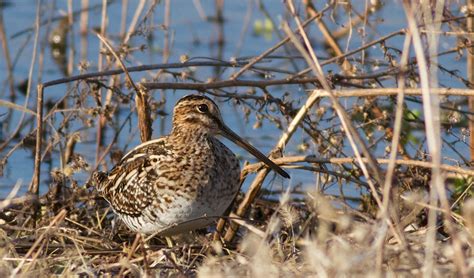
[197,104,209,113]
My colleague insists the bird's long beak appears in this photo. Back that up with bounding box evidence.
[219,124,290,179]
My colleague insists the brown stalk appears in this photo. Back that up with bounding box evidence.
[309,0,405,166]
[153,0,171,80]
[232,0,252,57]
[30,84,43,195]
[0,10,15,99]
[11,209,67,275]
[80,0,89,60]
[163,0,171,63]
[143,77,322,90]
[119,0,128,39]
[293,29,406,78]
[23,237,48,273]
[303,0,343,57]
[255,0,304,74]
[330,2,382,40]
[96,32,152,142]
[0,180,23,210]
[38,59,290,87]
[222,81,323,242]
[468,0,474,162]
[220,4,401,243]
[118,233,141,277]
[139,237,151,276]
[10,2,105,39]
[404,1,468,276]
[285,0,384,199]
[376,32,413,275]
[145,81,474,96]
[99,250,163,271]
[287,3,411,250]
[67,0,74,77]
[3,0,41,167]
[311,88,474,97]
[242,155,474,179]
[123,0,146,45]
[80,0,89,35]
[95,0,108,164]
[2,90,72,175]
[230,12,323,80]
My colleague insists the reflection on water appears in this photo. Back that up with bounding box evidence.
[49,17,69,76]
[0,1,469,207]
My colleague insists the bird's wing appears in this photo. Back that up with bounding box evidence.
[121,138,168,162]
[97,138,171,216]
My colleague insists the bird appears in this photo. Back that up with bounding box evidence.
[92,94,289,236]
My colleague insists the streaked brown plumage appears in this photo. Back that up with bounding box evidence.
[93,94,289,235]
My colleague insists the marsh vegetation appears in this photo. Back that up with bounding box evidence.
[0,0,473,276]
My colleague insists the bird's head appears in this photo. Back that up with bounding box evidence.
[172,94,290,179]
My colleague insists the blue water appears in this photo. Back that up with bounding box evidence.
[0,1,469,202]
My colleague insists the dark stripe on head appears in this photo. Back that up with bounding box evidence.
[177,94,216,106]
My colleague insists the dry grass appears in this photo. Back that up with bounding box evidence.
[0,188,472,276]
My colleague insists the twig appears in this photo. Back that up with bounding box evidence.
[292,29,406,78]
[467,0,474,163]
[67,0,75,77]
[80,0,89,60]
[96,32,152,142]
[142,77,321,90]
[40,59,282,88]
[10,1,106,39]
[311,88,474,97]
[222,83,323,242]
[119,0,128,39]
[285,2,384,201]
[405,3,466,275]
[255,0,304,74]
[30,84,43,195]
[118,233,141,277]
[2,0,42,160]
[95,0,108,164]
[376,30,413,276]
[242,155,474,178]
[330,1,382,40]
[0,10,15,98]
[11,209,67,276]
[303,1,344,57]
[0,179,23,210]
[230,12,323,80]
[123,0,146,44]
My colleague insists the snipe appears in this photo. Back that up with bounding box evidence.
[93,94,289,235]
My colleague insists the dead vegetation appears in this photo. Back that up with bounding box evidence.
[0,0,473,276]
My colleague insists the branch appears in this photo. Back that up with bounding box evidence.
[142,77,320,90]
[242,155,474,178]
